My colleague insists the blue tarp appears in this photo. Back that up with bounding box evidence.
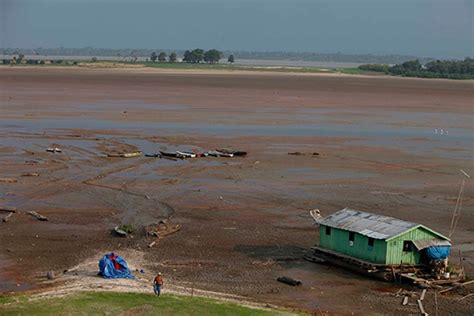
[98,253,134,279]
[425,246,451,260]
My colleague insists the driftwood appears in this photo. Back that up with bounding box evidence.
[420,289,426,301]
[277,276,302,286]
[417,299,428,316]
[2,212,13,222]
[22,172,40,177]
[402,296,409,305]
[0,178,17,183]
[439,280,474,294]
[27,211,48,221]
[456,293,474,302]
[0,206,17,213]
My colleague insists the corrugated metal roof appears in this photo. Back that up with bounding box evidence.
[412,239,451,250]
[319,208,419,240]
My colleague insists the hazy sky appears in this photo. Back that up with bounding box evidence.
[1,0,472,58]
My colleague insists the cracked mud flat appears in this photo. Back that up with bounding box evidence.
[0,67,473,314]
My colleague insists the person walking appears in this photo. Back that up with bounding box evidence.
[153,272,163,296]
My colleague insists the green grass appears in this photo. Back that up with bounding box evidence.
[1,60,333,74]
[0,292,297,316]
[338,67,386,75]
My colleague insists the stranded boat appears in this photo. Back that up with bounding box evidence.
[107,151,142,158]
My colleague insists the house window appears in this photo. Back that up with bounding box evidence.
[403,241,411,252]
[325,226,331,236]
[349,232,355,241]
[368,237,374,250]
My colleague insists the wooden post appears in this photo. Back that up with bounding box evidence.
[458,250,465,281]
[434,291,438,316]
[420,289,426,301]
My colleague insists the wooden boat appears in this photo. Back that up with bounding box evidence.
[217,148,247,156]
[176,151,197,158]
[46,147,62,153]
[114,226,128,237]
[160,151,182,159]
[122,151,142,158]
[108,151,142,158]
[206,150,233,157]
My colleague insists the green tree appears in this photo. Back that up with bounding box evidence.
[204,49,223,64]
[169,52,177,63]
[191,49,204,63]
[227,54,235,64]
[150,52,157,63]
[158,52,167,62]
[183,50,192,63]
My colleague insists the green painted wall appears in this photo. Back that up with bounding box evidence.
[319,225,387,264]
[319,225,444,265]
[385,226,441,265]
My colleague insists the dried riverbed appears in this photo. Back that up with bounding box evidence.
[0,67,473,314]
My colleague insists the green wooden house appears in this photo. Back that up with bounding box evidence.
[317,208,451,266]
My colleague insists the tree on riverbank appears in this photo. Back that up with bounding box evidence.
[169,52,177,63]
[183,49,223,64]
[158,52,167,62]
[204,49,222,64]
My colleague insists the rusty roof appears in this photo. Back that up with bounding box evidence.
[320,208,422,240]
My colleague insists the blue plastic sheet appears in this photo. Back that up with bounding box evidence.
[98,253,134,279]
[425,245,450,260]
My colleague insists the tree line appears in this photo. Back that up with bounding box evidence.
[149,49,234,64]
[359,58,473,79]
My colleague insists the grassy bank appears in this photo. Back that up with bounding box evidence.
[0,292,298,315]
[1,60,336,74]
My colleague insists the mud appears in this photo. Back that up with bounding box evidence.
[0,67,473,314]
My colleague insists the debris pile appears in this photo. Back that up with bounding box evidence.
[145,220,181,238]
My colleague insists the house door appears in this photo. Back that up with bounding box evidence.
[401,240,416,264]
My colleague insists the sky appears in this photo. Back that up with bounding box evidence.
[1,0,472,59]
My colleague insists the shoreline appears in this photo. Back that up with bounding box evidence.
[1,64,473,82]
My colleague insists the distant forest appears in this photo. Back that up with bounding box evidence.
[359,58,474,79]
[0,47,441,64]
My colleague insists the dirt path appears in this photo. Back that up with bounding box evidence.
[18,249,287,314]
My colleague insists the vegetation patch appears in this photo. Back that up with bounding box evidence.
[0,292,297,315]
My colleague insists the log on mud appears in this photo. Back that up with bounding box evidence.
[2,212,13,222]
[0,178,17,183]
[0,206,17,213]
[22,172,40,177]
[27,211,48,221]
[277,276,302,286]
